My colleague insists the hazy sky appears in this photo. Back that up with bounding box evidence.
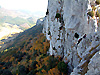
[0,0,48,16]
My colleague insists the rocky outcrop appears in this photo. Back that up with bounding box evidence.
[43,0,100,74]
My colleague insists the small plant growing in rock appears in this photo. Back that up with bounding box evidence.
[96,10,100,17]
[48,31,51,35]
[59,26,63,30]
[74,33,79,39]
[87,11,94,17]
[55,13,61,18]
[92,5,96,11]
[95,0,100,5]
[53,47,56,50]
[46,9,49,15]
[57,38,60,40]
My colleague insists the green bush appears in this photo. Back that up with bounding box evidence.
[87,11,94,17]
[95,0,100,5]
[57,61,68,74]
[55,13,61,18]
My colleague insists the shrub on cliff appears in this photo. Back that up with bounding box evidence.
[55,13,61,18]
[92,5,96,11]
[87,11,94,17]
[95,0,100,5]
[57,61,68,74]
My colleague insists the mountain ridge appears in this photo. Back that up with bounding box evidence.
[0,7,36,41]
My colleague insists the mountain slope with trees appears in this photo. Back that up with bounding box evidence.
[0,23,69,75]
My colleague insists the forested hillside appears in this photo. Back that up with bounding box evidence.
[0,24,69,75]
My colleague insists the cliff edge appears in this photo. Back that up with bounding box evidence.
[43,0,100,74]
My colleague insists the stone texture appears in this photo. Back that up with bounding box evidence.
[42,0,100,74]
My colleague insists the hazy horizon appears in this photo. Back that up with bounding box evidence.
[0,0,48,17]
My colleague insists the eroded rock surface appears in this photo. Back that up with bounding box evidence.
[43,0,100,74]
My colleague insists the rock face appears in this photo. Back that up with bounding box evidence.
[43,0,100,74]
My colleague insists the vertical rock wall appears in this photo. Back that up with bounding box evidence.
[43,0,100,74]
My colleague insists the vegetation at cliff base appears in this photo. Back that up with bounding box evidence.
[0,24,69,75]
[57,61,68,74]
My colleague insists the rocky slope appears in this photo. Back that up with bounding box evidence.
[43,0,100,74]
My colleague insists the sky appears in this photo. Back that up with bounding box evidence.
[0,0,48,16]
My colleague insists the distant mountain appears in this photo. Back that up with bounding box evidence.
[0,21,43,51]
[0,7,37,40]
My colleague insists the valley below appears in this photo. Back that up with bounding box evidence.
[0,7,38,51]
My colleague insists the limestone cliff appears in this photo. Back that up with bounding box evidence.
[43,0,100,74]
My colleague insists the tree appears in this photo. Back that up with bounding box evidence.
[95,0,100,5]
[3,62,12,69]
[48,68,60,75]
[2,69,13,75]
[0,69,3,75]
[57,61,68,74]
[18,65,27,75]
[31,61,38,69]
[47,56,58,71]
[27,70,36,75]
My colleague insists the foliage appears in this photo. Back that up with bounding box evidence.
[95,0,100,5]
[3,62,12,68]
[27,70,36,75]
[87,11,94,17]
[0,24,70,75]
[92,5,96,11]
[2,69,13,75]
[55,13,61,18]
[18,65,27,75]
[57,61,68,74]
[47,56,58,71]
[31,61,38,69]
[48,68,60,75]
[74,33,79,39]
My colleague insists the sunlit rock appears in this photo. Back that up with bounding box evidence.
[43,0,100,74]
